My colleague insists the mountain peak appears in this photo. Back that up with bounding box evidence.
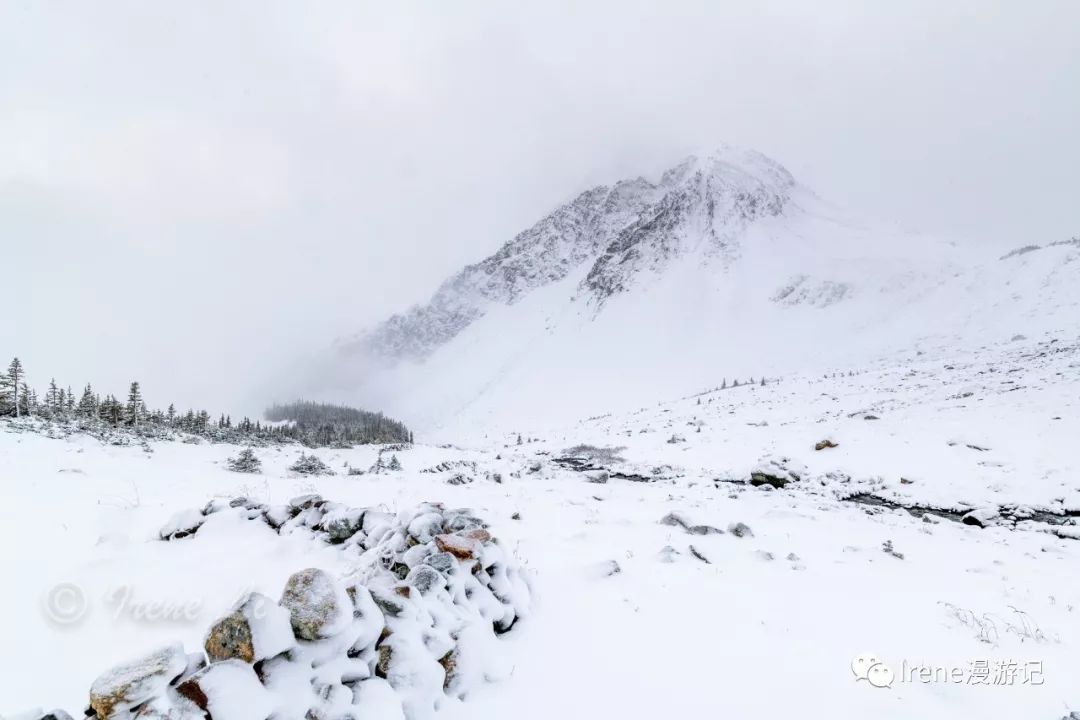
[342,148,800,364]
[661,147,796,192]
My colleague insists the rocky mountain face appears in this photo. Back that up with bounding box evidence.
[326,146,1077,433]
[342,148,796,363]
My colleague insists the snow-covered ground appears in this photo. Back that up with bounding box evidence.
[3,332,1079,719]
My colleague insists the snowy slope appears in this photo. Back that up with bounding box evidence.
[326,149,1079,435]
[4,331,1080,719]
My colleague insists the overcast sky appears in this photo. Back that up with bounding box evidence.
[3,1,1078,416]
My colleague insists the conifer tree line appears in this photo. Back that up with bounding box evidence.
[265,400,414,446]
[0,357,412,447]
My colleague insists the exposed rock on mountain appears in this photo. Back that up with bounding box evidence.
[343,148,795,363]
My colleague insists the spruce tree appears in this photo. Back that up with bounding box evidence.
[77,384,97,417]
[46,379,59,413]
[7,358,24,418]
[227,448,262,473]
[18,382,32,416]
[125,382,144,427]
[0,371,12,417]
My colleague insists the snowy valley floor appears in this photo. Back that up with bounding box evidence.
[2,334,1079,719]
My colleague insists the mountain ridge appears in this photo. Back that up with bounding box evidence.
[340,147,800,363]
[323,148,1077,434]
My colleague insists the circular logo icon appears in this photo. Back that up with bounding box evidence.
[43,582,89,625]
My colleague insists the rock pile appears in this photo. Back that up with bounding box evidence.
[30,497,532,720]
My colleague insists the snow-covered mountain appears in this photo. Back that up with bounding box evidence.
[342,148,797,364]
[329,148,1078,434]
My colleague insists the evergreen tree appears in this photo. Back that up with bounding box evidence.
[0,371,12,417]
[721,378,727,389]
[7,358,24,418]
[166,404,176,423]
[77,384,98,417]
[46,379,60,413]
[289,452,333,476]
[18,382,32,416]
[125,382,143,427]
[227,448,262,473]
[105,394,123,425]
[65,386,75,413]
[387,454,402,471]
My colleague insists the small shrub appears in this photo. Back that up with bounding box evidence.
[227,448,262,473]
[289,452,333,476]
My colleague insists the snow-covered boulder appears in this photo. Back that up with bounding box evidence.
[88,644,187,719]
[749,456,806,488]
[158,509,205,541]
[175,660,274,720]
[322,507,365,544]
[279,568,352,641]
[204,592,294,663]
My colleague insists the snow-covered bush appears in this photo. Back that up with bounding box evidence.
[561,443,626,464]
[226,448,262,473]
[289,452,333,476]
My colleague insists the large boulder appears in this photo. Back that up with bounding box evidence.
[158,509,205,541]
[279,568,351,641]
[749,457,804,489]
[406,512,445,544]
[322,507,365,544]
[434,534,483,560]
[205,592,294,663]
[89,644,187,719]
[176,660,274,720]
[423,551,457,574]
[405,565,445,596]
